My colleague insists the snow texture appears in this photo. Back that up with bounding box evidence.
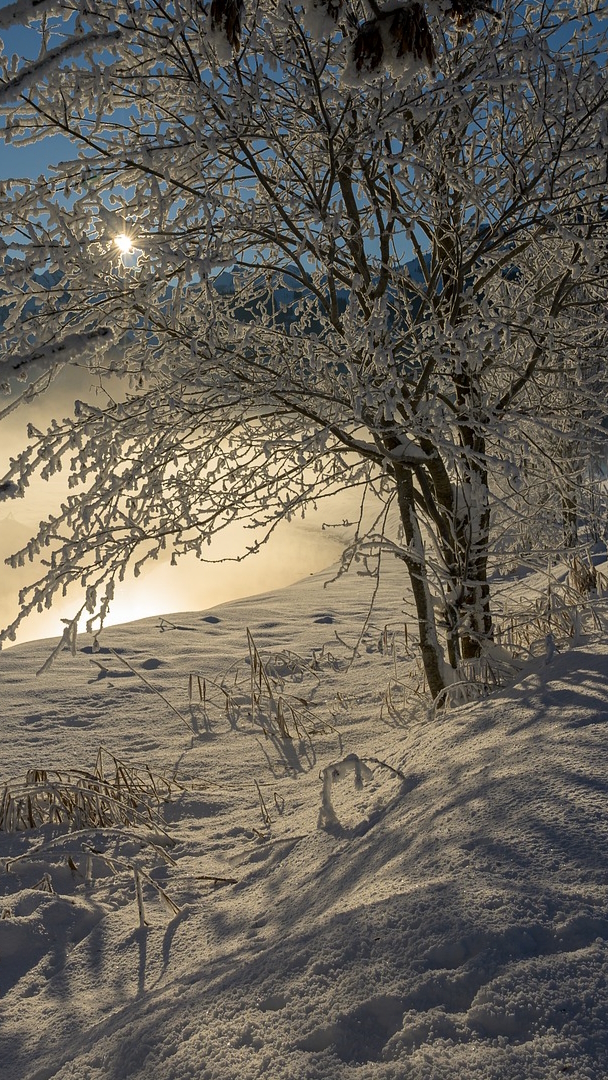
[299,0,341,41]
[1,558,608,1078]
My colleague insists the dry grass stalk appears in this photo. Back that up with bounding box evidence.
[76,846,182,924]
[3,825,183,927]
[254,779,271,826]
[0,748,181,837]
[107,648,195,734]
[189,630,332,744]
[495,586,602,656]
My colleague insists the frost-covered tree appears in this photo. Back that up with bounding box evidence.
[0,0,607,697]
[491,221,608,562]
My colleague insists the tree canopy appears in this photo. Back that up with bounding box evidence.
[1,0,607,695]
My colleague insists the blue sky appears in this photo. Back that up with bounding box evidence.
[1,2,597,182]
[0,11,75,180]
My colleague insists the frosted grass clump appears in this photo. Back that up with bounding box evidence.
[0,748,180,836]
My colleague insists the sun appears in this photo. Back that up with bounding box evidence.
[114,233,134,255]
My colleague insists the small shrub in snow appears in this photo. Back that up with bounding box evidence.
[189,629,335,744]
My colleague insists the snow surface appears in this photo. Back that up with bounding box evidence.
[1,558,608,1079]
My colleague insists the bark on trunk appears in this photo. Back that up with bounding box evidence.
[457,487,493,660]
[395,464,447,700]
[561,487,578,549]
[452,370,493,660]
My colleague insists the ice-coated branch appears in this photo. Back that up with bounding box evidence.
[0,0,64,32]
[3,326,114,380]
[0,30,122,106]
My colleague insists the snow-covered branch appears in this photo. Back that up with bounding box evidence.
[0,0,65,32]
[3,326,114,380]
[0,0,606,693]
[0,30,122,106]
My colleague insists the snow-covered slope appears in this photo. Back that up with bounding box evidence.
[1,560,607,1079]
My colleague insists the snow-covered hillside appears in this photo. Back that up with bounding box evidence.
[1,560,607,1079]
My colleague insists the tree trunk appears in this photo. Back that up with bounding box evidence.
[394,465,448,700]
[452,364,493,660]
[456,468,493,660]
[561,485,578,549]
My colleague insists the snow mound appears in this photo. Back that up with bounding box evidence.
[1,564,608,1078]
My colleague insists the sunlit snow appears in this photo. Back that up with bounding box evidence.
[1,559,607,1078]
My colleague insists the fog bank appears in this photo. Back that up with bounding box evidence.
[1,367,360,647]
